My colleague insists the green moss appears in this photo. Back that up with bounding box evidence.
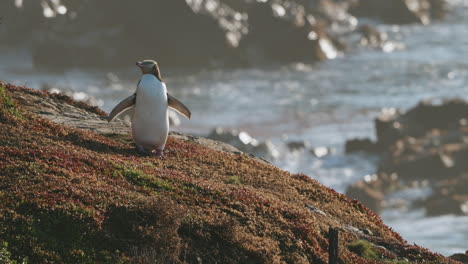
[347,240,379,260]
[226,175,242,185]
[0,242,28,264]
[112,166,173,191]
[0,85,22,119]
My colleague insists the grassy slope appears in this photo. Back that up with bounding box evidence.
[0,82,460,264]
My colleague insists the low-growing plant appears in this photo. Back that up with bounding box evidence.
[112,166,173,191]
[0,85,22,119]
[226,175,242,185]
[348,240,379,260]
[0,242,28,264]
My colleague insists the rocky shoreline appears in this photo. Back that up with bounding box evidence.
[345,99,468,218]
[1,0,447,69]
[0,82,463,263]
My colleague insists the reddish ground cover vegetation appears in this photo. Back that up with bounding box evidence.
[0,82,460,263]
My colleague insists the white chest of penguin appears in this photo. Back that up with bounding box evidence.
[132,74,169,149]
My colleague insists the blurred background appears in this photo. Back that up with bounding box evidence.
[1,0,468,256]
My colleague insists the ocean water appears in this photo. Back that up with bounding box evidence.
[2,1,468,256]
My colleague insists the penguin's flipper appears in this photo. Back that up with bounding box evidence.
[107,93,136,122]
[167,93,191,119]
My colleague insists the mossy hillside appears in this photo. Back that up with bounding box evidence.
[0,82,461,263]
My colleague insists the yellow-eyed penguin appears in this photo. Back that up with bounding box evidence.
[107,60,191,159]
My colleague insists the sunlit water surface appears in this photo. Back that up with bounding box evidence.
[2,1,468,256]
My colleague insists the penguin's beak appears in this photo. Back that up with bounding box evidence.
[136,61,143,68]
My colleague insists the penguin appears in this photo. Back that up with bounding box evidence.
[108,60,191,159]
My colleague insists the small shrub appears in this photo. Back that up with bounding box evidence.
[226,175,242,185]
[0,242,28,264]
[0,85,22,119]
[348,240,379,260]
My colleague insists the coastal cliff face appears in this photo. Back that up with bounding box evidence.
[0,82,460,263]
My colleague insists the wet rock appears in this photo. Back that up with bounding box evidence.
[207,127,279,160]
[450,251,468,263]
[350,0,447,24]
[358,24,387,47]
[424,175,468,216]
[425,192,465,216]
[428,0,449,19]
[345,172,401,213]
[376,99,468,149]
[3,0,445,70]
[287,140,332,157]
[239,1,342,64]
[30,0,234,69]
[403,99,468,131]
[287,140,310,151]
[345,138,379,153]
[2,0,346,69]
[382,150,458,181]
[375,107,403,150]
[346,180,385,213]
[349,98,468,217]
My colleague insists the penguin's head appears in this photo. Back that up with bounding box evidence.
[136,60,162,81]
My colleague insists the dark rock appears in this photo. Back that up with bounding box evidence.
[207,127,278,160]
[424,174,468,216]
[424,192,464,216]
[287,140,309,151]
[345,172,401,213]
[358,24,387,48]
[428,0,449,19]
[350,0,447,24]
[345,138,379,153]
[2,0,346,69]
[374,108,403,150]
[1,0,447,70]
[349,99,468,217]
[403,99,468,131]
[346,180,385,213]
[30,0,234,69]
[376,99,468,150]
[382,150,457,181]
[449,251,468,263]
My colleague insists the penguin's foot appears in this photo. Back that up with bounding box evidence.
[136,145,165,159]
[137,145,145,153]
[136,145,153,156]
[155,149,165,160]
